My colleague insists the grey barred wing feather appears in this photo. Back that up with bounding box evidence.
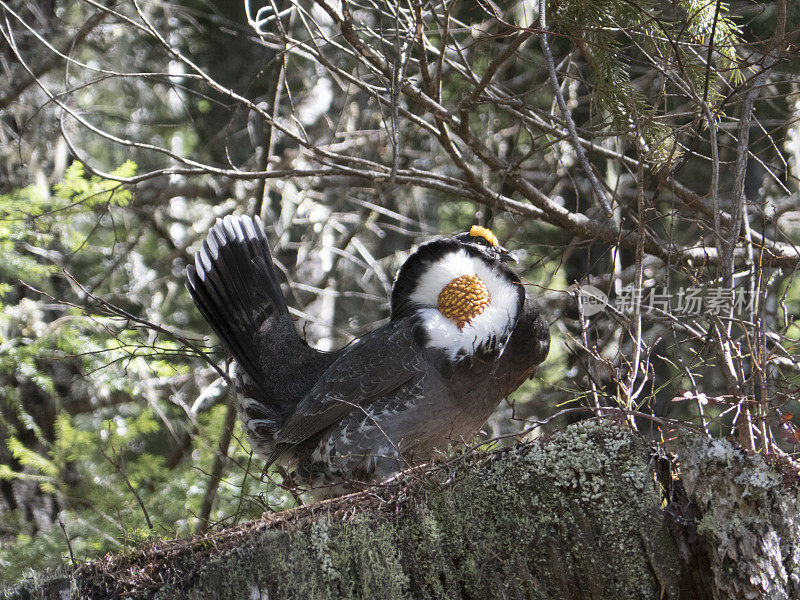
[267,318,424,464]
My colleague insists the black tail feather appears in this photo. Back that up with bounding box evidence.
[186,215,291,392]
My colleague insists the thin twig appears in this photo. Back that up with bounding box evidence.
[198,388,238,531]
[99,443,153,530]
[59,520,77,568]
[538,0,612,217]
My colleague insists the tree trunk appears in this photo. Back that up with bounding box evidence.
[5,422,799,600]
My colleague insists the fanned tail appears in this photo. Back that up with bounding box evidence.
[186,214,289,393]
[187,214,342,461]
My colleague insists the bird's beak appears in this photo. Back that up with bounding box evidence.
[498,247,518,263]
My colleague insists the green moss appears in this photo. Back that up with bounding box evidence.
[7,423,687,599]
[160,422,676,600]
[404,421,673,599]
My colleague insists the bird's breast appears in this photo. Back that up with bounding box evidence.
[406,250,521,359]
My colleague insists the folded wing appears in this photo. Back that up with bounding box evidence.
[267,318,425,464]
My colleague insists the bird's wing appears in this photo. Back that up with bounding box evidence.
[267,318,424,463]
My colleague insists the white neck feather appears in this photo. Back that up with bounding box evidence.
[409,250,519,359]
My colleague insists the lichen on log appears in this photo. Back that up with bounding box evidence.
[677,433,800,599]
[4,421,800,600]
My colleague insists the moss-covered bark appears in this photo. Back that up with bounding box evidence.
[677,433,800,599]
[5,421,800,600]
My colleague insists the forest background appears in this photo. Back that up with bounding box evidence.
[1,0,799,585]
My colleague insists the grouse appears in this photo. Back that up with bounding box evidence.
[186,215,549,497]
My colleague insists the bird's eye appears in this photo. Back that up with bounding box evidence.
[469,225,499,247]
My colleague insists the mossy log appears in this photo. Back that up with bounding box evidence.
[5,422,800,600]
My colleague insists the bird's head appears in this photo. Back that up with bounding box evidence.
[390,226,524,358]
[452,225,518,265]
